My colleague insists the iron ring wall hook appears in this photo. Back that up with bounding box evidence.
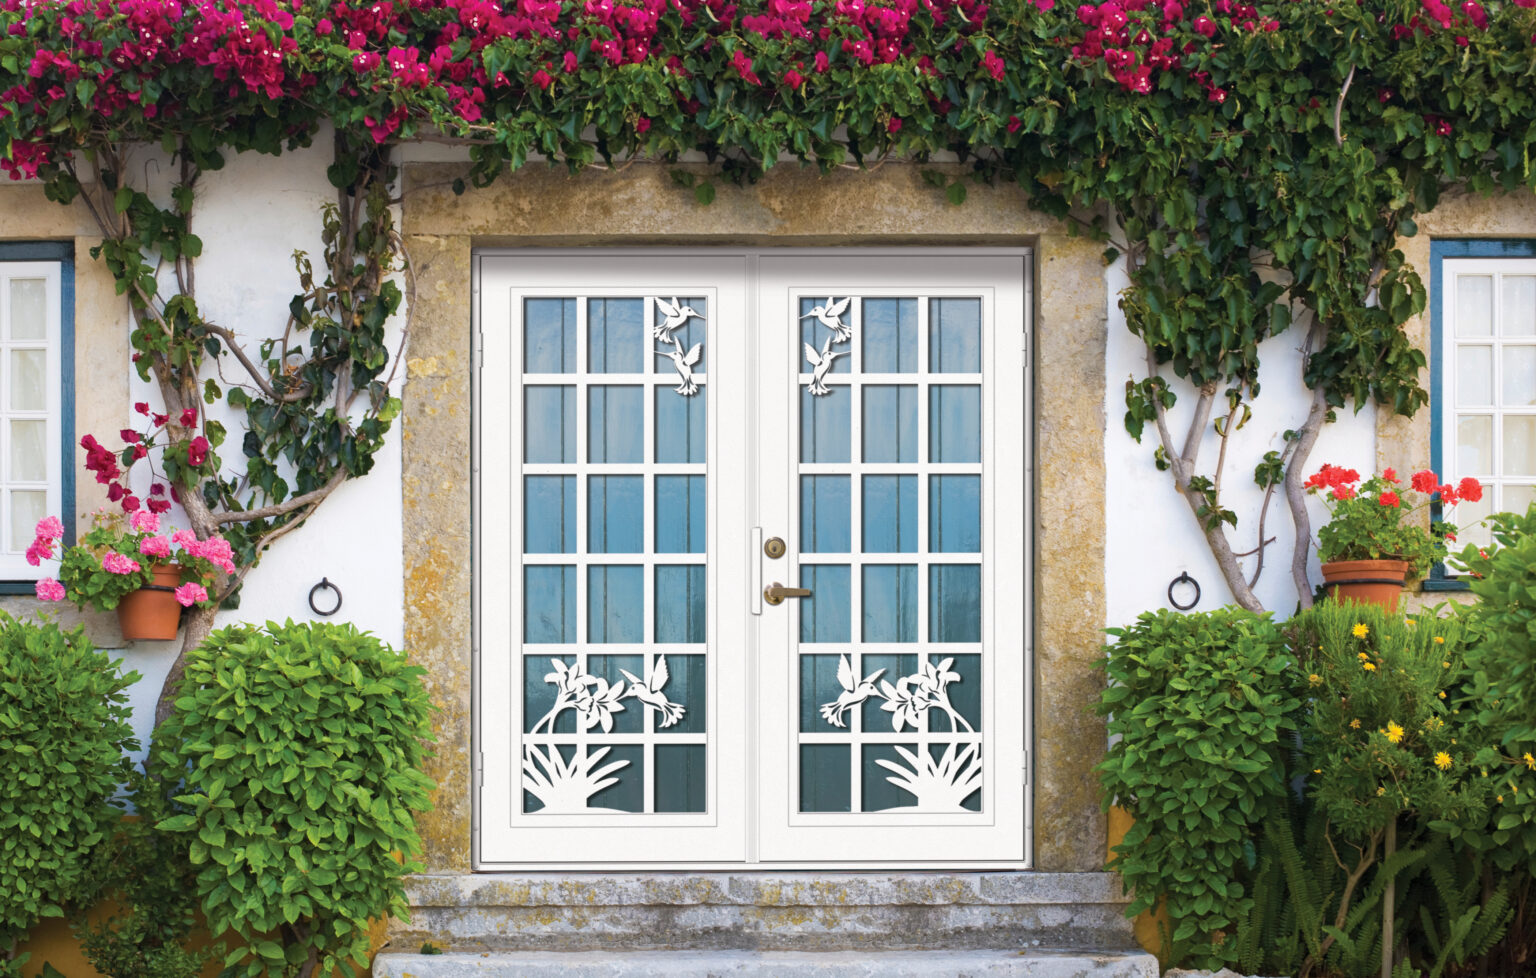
[309,577,342,617]
[1167,572,1201,611]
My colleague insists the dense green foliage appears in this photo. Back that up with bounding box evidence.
[0,614,137,975]
[155,621,435,978]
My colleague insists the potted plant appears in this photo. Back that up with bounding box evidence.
[27,510,235,640]
[1305,465,1481,610]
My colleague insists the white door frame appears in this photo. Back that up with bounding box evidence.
[473,248,1034,870]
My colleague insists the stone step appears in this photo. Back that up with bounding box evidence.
[374,950,1160,978]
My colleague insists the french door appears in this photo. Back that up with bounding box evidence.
[477,251,1029,868]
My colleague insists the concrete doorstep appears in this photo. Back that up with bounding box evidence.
[373,950,1161,978]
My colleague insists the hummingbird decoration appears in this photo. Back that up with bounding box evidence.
[803,335,846,396]
[652,296,701,340]
[818,654,887,728]
[801,296,853,343]
[619,655,686,728]
[656,335,703,396]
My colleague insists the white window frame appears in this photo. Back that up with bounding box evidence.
[0,261,66,585]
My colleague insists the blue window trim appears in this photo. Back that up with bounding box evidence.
[0,242,75,594]
[1425,237,1536,592]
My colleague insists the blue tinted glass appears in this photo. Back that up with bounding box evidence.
[799,744,851,813]
[862,744,919,812]
[799,655,847,732]
[655,565,706,644]
[655,654,706,734]
[588,475,643,554]
[928,654,981,733]
[800,475,851,553]
[525,387,575,463]
[524,566,575,643]
[930,475,981,553]
[799,296,851,374]
[524,298,575,373]
[929,386,981,463]
[588,298,645,373]
[524,654,576,733]
[654,744,707,813]
[862,386,917,463]
[862,565,916,643]
[525,476,574,554]
[861,298,917,373]
[588,565,643,643]
[656,386,707,463]
[929,564,981,642]
[799,564,851,643]
[586,654,644,733]
[653,297,707,373]
[862,475,916,553]
[588,386,643,463]
[586,744,643,812]
[929,297,981,373]
[800,387,851,463]
[655,475,706,553]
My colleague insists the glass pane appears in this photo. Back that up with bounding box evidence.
[800,387,851,463]
[586,745,644,812]
[10,490,45,554]
[654,654,706,734]
[800,654,853,732]
[655,565,705,644]
[929,654,982,732]
[655,475,705,553]
[9,279,46,340]
[1456,346,1492,407]
[800,564,850,643]
[862,565,916,643]
[1503,276,1536,337]
[862,744,920,812]
[1503,347,1536,406]
[930,386,981,463]
[799,744,851,813]
[1505,416,1536,476]
[9,420,46,482]
[929,564,982,642]
[588,565,643,643]
[524,298,575,373]
[1504,484,1536,516]
[1454,494,1493,550]
[1457,416,1492,475]
[862,475,916,553]
[586,654,644,733]
[10,350,46,411]
[859,653,918,730]
[587,298,645,373]
[862,386,917,463]
[799,296,851,375]
[524,476,575,554]
[588,475,643,553]
[800,475,851,553]
[524,387,575,463]
[654,745,707,813]
[861,298,917,373]
[524,655,576,733]
[588,386,643,463]
[653,297,707,374]
[656,386,706,463]
[930,475,981,553]
[929,297,981,373]
[1456,275,1493,337]
[524,566,576,643]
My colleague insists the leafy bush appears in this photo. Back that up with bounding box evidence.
[0,613,137,973]
[1097,607,1301,968]
[155,620,435,978]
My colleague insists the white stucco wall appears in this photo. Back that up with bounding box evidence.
[1102,256,1377,627]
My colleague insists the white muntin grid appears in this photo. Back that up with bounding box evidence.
[519,294,710,817]
[793,294,985,815]
[1442,261,1536,554]
[0,268,59,565]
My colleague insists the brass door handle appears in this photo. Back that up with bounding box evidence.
[764,583,812,606]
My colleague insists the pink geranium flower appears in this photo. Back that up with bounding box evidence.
[35,577,65,601]
[140,536,171,559]
[174,582,208,607]
[34,516,63,540]
[101,552,141,575]
[131,510,160,533]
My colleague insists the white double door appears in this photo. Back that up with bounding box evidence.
[478,252,1029,868]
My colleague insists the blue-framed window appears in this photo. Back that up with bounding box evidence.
[0,242,74,592]
[1427,238,1536,591]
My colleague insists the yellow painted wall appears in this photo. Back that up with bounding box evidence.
[1107,805,1169,964]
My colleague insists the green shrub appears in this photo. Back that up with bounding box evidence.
[1096,607,1301,969]
[155,620,435,978]
[0,612,137,973]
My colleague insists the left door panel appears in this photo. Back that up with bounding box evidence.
[477,255,749,866]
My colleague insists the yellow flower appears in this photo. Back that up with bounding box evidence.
[1385,721,1405,744]
[1353,623,1370,638]
[1357,651,1370,660]
[1434,752,1452,770]
[1524,753,1535,771]
[1442,661,1450,668]
[1406,618,1417,626]
[1498,795,1505,804]
[1308,673,1322,686]
[1438,691,1446,699]
[1363,661,1377,672]
[1349,719,1361,729]
[1376,786,1387,796]
[1313,768,1321,774]
[1434,636,1446,645]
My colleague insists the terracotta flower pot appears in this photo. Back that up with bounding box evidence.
[1320,559,1410,612]
[116,564,184,641]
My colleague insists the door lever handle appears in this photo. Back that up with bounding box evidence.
[763,583,812,606]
